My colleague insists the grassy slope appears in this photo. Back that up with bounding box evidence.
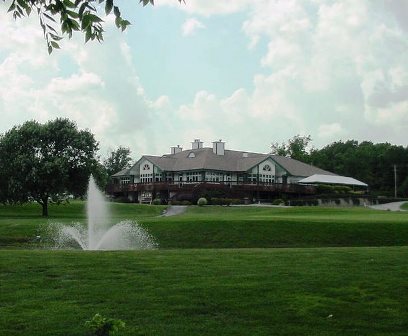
[1,247,408,336]
[1,204,408,335]
[0,202,165,248]
[401,202,408,210]
[144,206,408,248]
[1,203,408,248]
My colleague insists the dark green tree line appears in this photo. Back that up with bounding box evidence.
[274,136,408,197]
[309,141,408,197]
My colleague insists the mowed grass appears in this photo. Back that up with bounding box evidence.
[1,202,408,248]
[1,247,408,336]
[1,203,408,335]
[401,202,408,210]
[146,206,408,248]
[0,202,165,248]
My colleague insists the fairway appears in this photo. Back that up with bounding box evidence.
[1,247,408,336]
[1,202,408,335]
[1,202,408,249]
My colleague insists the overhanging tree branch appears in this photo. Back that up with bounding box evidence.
[3,0,184,53]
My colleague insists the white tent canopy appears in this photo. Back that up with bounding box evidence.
[298,174,368,187]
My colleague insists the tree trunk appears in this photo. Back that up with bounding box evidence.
[42,199,48,217]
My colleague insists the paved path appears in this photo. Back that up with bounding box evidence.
[369,201,407,211]
[160,205,188,217]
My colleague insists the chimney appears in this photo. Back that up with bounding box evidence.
[191,139,203,150]
[171,145,182,154]
[212,139,225,155]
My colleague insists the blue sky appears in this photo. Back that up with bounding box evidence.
[0,0,407,158]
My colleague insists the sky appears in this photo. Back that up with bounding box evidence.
[0,0,407,158]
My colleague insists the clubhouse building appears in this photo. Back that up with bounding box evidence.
[107,139,367,203]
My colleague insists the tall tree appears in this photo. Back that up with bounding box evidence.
[271,135,312,162]
[103,146,133,177]
[3,0,184,53]
[0,118,99,216]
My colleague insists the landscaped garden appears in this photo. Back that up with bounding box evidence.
[1,202,408,335]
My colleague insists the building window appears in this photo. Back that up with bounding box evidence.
[120,177,130,185]
[143,164,150,170]
[263,164,271,172]
[141,173,153,183]
[186,171,201,182]
[188,152,196,158]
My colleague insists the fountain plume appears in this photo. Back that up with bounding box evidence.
[46,176,157,250]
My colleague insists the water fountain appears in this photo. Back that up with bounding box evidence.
[48,176,157,250]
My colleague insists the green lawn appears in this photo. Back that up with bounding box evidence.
[0,202,165,248]
[1,247,408,336]
[145,206,408,248]
[1,203,408,335]
[2,202,408,249]
[401,202,408,210]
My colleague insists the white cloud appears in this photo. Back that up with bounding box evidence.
[1,0,407,157]
[318,123,344,139]
[0,12,165,156]
[181,18,205,36]
[167,0,407,148]
[158,0,251,16]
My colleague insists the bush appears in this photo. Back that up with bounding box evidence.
[209,198,241,206]
[197,197,208,206]
[272,199,284,206]
[181,200,192,205]
[151,198,161,205]
[85,313,125,336]
[316,184,334,194]
[333,185,352,194]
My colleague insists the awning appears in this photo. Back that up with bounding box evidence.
[298,174,368,187]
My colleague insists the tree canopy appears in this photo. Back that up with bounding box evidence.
[309,140,408,197]
[270,135,312,162]
[0,118,100,216]
[272,136,408,197]
[3,0,184,53]
[103,146,133,178]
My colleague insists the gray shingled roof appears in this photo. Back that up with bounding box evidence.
[112,168,131,177]
[111,166,139,177]
[271,155,336,177]
[129,148,336,177]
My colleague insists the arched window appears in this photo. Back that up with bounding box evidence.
[143,163,150,170]
[263,164,271,172]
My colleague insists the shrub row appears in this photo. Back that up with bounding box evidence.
[209,198,243,206]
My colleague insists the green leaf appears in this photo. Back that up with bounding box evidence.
[105,0,113,15]
[50,41,60,49]
[43,12,56,23]
[120,20,131,31]
[7,2,16,13]
[113,5,120,17]
[81,14,91,30]
[66,10,79,19]
[115,16,121,29]
[88,14,103,23]
[63,0,76,8]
